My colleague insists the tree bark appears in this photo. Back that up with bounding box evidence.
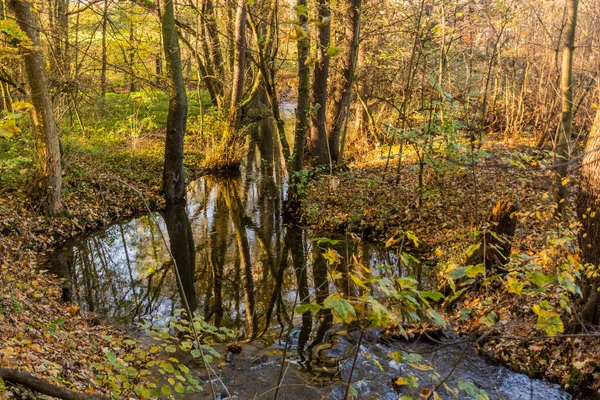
[12,0,63,215]
[0,369,108,400]
[293,3,309,173]
[308,0,331,168]
[575,89,600,327]
[554,0,578,210]
[327,0,361,166]
[129,11,135,92]
[160,0,188,205]
[228,0,247,131]
[100,0,108,104]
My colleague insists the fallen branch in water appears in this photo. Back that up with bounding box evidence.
[0,369,108,400]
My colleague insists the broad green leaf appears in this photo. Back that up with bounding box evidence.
[426,309,446,328]
[526,272,554,288]
[448,267,467,280]
[174,382,185,393]
[326,46,344,57]
[364,296,392,327]
[465,243,481,257]
[323,294,356,324]
[506,277,524,294]
[295,304,323,314]
[532,305,564,336]
[465,264,485,278]
[420,291,445,301]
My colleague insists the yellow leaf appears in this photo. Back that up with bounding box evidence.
[395,377,407,386]
[30,343,44,354]
[68,305,80,315]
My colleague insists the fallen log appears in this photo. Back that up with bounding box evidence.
[0,369,108,400]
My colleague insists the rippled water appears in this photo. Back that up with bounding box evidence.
[48,119,570,399]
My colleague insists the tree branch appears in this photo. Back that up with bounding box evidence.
[0,369,109,400]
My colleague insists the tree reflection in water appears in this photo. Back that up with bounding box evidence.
[49,119,397,353]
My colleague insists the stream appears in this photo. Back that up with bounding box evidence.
[48,119,570,399]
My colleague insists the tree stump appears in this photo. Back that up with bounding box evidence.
[466,200,518,273]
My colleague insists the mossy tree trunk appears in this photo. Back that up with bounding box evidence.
[308,0,331,168]
[228,0,246,131]
[160,0,188,205]
[12,0,63,215]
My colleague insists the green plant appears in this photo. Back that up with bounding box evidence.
[94,310,234,398]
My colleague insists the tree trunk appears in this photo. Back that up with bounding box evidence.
[575,89,600,327]
[100,0,108,104]
[465,200,518,272]
[12,0,63,215]
[161,0,188,205]
[286,2,310,210]
[554,0,578,210]
[163,203,197,313]
[228,0,246,131]
[308,0,331,168]
[129,12,135,92]
[327,0,361,166]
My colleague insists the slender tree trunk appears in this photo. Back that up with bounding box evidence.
[160,0,188,204]
[163,203,197,313]
[100,0,108,103]
[554,0,578,210]
[575,89,600,327]
[287,0,310,209]
[327,0,361,166]
[12,0,63,215]
[308,0,331,168]
[129,11,135,92]
[203,0,224,82]
[247,0,290,161]
[228,0,247,131]
[0,0,12,112]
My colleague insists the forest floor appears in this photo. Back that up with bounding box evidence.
[0,132,206,398]
[300,140,600,395]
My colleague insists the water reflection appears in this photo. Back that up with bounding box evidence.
[48,119,572,399]
[49,120,398,336]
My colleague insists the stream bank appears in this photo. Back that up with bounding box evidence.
[46,120,573,399]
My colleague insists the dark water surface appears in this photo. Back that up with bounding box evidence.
[49,120,570,399]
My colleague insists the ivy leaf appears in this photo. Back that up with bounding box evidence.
[323,294,356,324]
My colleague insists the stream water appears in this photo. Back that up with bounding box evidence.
[48,120,570,399]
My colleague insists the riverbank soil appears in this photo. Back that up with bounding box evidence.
[0,133,204,397]
[300,143,600,395]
